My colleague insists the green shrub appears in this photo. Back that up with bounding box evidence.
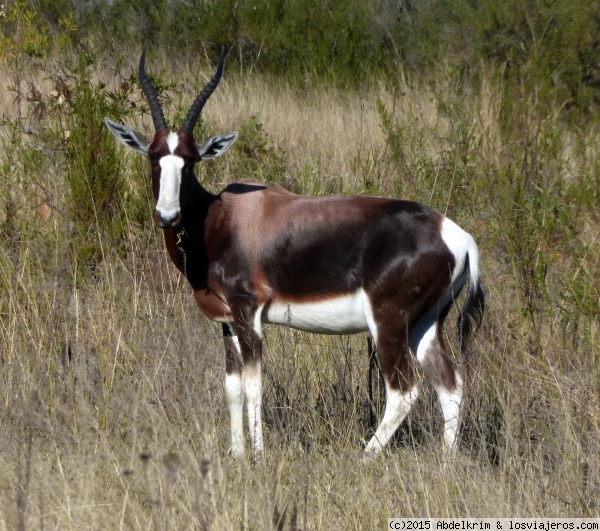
[59,53,145,278]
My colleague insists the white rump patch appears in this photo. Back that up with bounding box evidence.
[264,290,372,334]
[156,154,184,221]
[440,216,477,283]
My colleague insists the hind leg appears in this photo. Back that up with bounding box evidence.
[364,330,419,456]
[412,319,462,454]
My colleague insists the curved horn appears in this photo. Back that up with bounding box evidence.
[182,47,226,134]
[138,47,167,132]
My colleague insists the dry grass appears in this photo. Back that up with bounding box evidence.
[0,53,599,529]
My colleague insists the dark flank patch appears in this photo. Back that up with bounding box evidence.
[262,221,364,296]
[260,199,448,299]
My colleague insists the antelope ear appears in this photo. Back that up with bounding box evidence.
[198,132,238,160]
[104,117,149,154]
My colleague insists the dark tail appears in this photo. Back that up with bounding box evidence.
[457,239,485,354]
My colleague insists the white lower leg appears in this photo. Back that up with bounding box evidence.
[225,372,245,457]
[437,372,463,453]
[243,363,263,456]
[364,385,418,455]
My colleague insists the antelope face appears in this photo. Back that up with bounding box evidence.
[144,128,237,228]
[104,48,237,230]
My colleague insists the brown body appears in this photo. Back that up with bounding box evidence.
[169,179,454,334]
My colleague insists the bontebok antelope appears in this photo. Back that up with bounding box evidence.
[105,48,484,459]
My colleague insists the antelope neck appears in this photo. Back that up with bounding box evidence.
[163,177,216,291]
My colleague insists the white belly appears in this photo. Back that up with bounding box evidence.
[263,290,371,334]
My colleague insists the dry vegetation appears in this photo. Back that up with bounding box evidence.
[0,48,598,530]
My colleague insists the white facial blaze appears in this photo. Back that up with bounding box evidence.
[166,131,179,154]
[156,154,184,221]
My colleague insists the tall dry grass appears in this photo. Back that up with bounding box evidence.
[0,52,598,530]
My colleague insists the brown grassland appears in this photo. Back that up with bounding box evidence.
[0,49,598,529]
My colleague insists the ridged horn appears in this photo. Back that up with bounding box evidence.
[182,47,226,134]
[138,47,167,132]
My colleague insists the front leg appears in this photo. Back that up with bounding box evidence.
[223,323,245,458]
[231,299,264,459]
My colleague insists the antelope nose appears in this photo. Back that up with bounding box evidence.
[154,210,182,229]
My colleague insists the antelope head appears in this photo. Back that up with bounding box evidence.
[105,48,238,229]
